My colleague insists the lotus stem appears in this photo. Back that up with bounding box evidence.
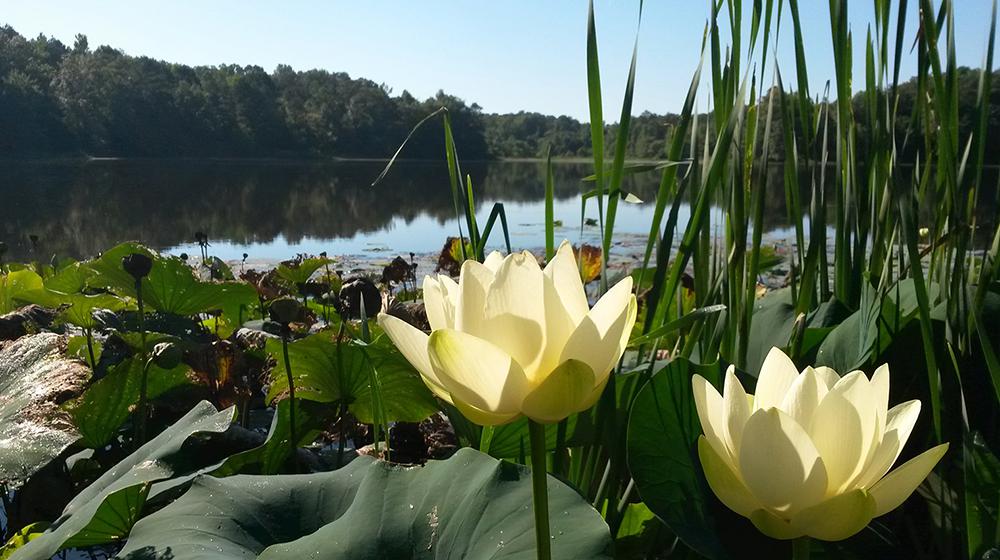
[792,537,811,560]
[85,327,97,370]
[135,277,146,356]
[135,357,152,446]
[336,402,348,469]
[280,331,297,462]
[528,420,552,560]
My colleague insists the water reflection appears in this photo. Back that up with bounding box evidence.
[0,159,927,262]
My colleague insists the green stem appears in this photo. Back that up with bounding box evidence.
[792,537,811,560]
[528,420,552,560]
[336,402,348,469]
[135,358,152,446]
[85,328,97,370]
[281,332,297,465]
[134,278,146,356]
[553,419,567,476]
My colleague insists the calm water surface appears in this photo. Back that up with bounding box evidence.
[0,159,928,262]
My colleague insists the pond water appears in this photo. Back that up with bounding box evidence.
[0,159,990,263]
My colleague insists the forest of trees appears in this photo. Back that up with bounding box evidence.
[2,25,999,162]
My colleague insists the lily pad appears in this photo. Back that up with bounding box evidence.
[0,269,44,314]
[11,401,235,560]
[89,242,256,318]
[0,333,89,489]
[115,447,612,559]
[64,356,196,448]
[266,333,438,424]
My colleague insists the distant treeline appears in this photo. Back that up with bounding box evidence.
[2,25,999,162]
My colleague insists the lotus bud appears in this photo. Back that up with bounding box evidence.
[692,347,949,541]
[151,342,183,370]
[378,240,637,425]
[122,253,153,281]
[269,297,302,325]
[179,253,189,261]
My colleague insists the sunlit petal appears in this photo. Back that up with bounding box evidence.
[427,328,529,415]
[870,443,949,517]
[755,347,801,411]
[422,276,453,331]
[377,313,453,403]
[790,489,876,541]
[521,359,596,423]
[780,366,828,429]
[481,251,548,377]
[455,259,493,336]
[693,375,730,465]
[723,366,751,459]
[749,508,805,540]
[698,436,761,518]
[812,366,841,389]
[483,250,505,273]
[739,408,828,513]
[559,284,635,382]
[543,240,589,325]
[808,372,878,493]
[854,400,921,489]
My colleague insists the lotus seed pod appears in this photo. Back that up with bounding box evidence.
[122,253,153,280]
[269,297,302,325]
[151,342,183,370]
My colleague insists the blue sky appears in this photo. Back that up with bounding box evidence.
[3,1,998,120]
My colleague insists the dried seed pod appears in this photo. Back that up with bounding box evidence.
[269,297,302,325]
[122,253,153,280]
[151,342,183,370]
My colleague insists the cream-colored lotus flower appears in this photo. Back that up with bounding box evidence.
[378,240,637,425]
[693,347,948,541]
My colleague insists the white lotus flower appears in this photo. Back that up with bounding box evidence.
[378,240,637,425]
[693,347,948,541]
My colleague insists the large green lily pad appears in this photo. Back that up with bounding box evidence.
[11,401,235,560]
[266,333,438,424]
[116,448,613,559]
[0,333,89,489]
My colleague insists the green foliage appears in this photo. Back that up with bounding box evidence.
[265,332,438,424]
[115,448,613,560]
[0,333,88,490]
[64,356,195,448]
[10,401,235,560]
[0,269,43,314]
[213,399,334,476]
[275,256,333,287]
[627,359,728,559]
[89,242,256,317]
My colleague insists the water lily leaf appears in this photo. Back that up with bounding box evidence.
[89,242,256,317]
[67,335,103,365]
[64,356,196,449]
[213,399,335,476]
[815,282,881,373]
[0,269,44,314]
[0,333,89,489]
[745,288,795,376]
[964,432,1000,556]
[266,333,438,424]
[275,256,333,287]
[114,447,612,559]
[59,293,126,329]
[11,401,235,560]
[627,358,727,559]
[44,262,96,294]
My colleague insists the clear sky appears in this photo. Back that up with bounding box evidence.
[2,1,997,121]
